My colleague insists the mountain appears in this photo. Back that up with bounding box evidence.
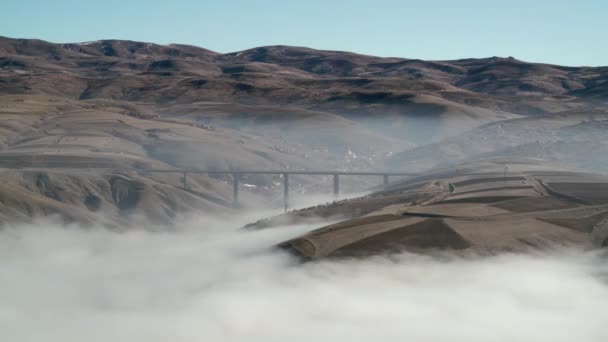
[2,36,608,142]
[1,36,607,225]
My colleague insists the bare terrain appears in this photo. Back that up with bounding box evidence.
[250,160,608,257]
[1,36,607,230]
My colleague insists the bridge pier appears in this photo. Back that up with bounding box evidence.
[283,173,289,212]
[232,173,239,207]
[333,174,340,198]
[144,169,414,209]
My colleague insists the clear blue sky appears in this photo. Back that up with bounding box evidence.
[1,0,606,66]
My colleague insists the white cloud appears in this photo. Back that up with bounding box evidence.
[0,214,607,342]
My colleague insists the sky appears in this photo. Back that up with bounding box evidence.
[1,0,606,66]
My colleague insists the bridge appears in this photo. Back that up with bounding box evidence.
[143,169,417,210]
[2,162,416,210]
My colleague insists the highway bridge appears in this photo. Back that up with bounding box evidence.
[143,169,417,210]
[1,161,416,210]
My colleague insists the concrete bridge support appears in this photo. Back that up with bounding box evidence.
[333,174,340,198]
[149,169,413,212]
[233,173,239,207]
[283,173,289,212]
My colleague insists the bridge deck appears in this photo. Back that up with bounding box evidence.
[147,169,414,211]
[143,169,416,176]
[5,167,415,211]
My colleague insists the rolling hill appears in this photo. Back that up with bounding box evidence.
[1,36,607,225]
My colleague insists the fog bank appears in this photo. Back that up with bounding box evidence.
[1,214,607,342]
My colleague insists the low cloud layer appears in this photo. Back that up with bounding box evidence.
[1,213,607,342]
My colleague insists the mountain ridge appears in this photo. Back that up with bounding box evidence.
[2,35,606,97]
[3,35,607,145]
[1,36,607,225]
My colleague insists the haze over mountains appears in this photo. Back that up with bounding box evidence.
[1,36,607,224]
[3,0,608,337]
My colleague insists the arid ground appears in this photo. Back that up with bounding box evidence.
[1,36,607,231]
